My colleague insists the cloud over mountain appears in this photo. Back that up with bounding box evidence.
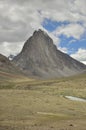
[71,48,86,64]
[0,0,86,63]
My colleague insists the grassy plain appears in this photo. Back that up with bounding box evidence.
[0,73,86,130]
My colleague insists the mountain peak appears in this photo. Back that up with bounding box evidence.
[33,29,46,34]
[33,29,49,38]
[13,30,86,79]
[21,29,53,53]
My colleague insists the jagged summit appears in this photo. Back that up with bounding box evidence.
[33,29,48,35]
[13,29,86,79]
[21,29,53,51]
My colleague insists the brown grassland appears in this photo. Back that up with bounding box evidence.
[0,73,86,130]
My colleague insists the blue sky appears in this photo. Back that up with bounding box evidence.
[0,0,86,64]
[43,18,86,55]
[42,19,70,32]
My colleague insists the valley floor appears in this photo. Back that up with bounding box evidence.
[0,74,86,130]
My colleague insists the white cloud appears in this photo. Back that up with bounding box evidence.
[53,23,85,39]
[0,0,86,56]
[71,48,86,64]
[48,32,60,46]
[69,39,77,44]
[0,42,24,57]
[58,47,68,54]
[74,0,86,15]
[82,61,86,65]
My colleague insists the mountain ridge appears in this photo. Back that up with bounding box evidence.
[13,29,86,79]
[0,54,25,77]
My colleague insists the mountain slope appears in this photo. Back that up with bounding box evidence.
[13,29,86,79]
[0,54,19,73]
[0,54,26,80]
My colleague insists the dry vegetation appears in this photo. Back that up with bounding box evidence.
[0,73,86,130]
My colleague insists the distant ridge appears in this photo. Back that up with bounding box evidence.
[0,54,23,76]
[13,29,86,79]
[0,54,15,73]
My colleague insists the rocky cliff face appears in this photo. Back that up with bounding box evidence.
[13,29,86,79]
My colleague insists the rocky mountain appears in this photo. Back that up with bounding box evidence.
[13,29,86,79]
[0,54,23,75]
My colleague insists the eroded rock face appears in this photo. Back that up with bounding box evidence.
[13,29,86,79]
